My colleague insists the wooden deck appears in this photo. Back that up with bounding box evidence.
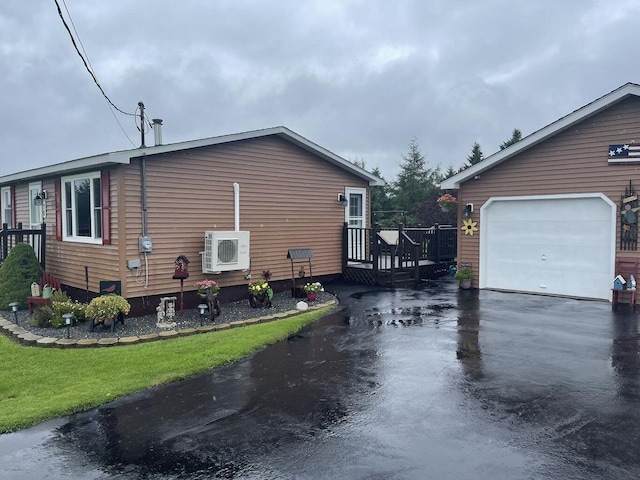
[342,223,457,287]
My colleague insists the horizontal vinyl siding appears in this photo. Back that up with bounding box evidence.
[124,136,367,298]
[47,169,120,292]
[457,96,640,285]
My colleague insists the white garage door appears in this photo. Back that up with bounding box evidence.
[481,195,615,300]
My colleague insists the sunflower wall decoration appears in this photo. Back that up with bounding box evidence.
[461,219,478,236]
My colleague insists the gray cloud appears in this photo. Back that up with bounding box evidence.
[2,0,640,180]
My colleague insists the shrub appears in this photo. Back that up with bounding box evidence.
[30,305,54,328]
[0,243,42,310]
[28,290,87,328]
[85,295,130,323]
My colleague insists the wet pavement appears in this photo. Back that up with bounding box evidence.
[2,280,640,479]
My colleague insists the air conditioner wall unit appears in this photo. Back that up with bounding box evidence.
[202,231,250,273]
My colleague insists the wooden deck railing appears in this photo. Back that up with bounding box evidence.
[0,222,46,269]
[342,222,457,285]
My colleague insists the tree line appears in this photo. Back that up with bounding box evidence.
[361,129,522,228]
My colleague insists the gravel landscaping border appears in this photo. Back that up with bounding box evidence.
[0,291,336,347]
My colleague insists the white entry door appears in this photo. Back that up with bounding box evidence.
[481,194,616,300]
[345,187,367,260]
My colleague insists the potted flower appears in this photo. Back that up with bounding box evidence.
[303,282,323,302]
[248,280,273,308]
[454,267,473,289]
[195,279,220,299]
[85,294,131,331]
[437,193,458,212]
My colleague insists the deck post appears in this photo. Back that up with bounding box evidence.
[372,222,381,284]
[1,224,7,263]
[40,223,46,270]
[397,223,405,264]
[341,222,348,274]
[433,223,440,264]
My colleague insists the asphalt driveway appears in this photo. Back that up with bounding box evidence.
[2,280,640,479]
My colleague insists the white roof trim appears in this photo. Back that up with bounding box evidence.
[440,82,640,189]
[0,126,383,186]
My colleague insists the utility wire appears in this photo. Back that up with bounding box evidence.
[59,0,137,148]
[53,0,138,119]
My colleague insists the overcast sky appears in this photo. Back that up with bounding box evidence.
[2,0,640,181]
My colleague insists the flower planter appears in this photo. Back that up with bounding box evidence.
[249,293,272,308]
[440,206,450,212]
[306,292,318,302]
[459,279,472,289]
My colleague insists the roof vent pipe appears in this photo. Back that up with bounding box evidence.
[152,119,163,146]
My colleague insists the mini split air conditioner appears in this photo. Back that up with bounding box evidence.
[202,231,250,273]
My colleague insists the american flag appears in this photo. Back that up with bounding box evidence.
[608,144,640,159]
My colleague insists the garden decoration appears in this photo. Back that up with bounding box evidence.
[194,279,221,321]
[437,193,458,212]
[156,296,177,329]
[620,180,639,251]
[461,219,478,236]
[304,282,323,302]
[248,280,273,308]
[195,279,220,297]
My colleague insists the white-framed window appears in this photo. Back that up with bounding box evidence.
[29,182,43,228]
[62,172,102,244]
[1,186,12,228]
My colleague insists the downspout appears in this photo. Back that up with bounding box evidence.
[234,182,240,232]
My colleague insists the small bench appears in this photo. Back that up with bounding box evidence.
[27,272,62,315]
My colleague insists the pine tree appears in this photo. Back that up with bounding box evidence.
[467,142,484,165]
[499,128,522,150]
[391,138,440,225]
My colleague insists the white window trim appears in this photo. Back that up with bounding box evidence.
[29,182,43,228]
[61,171,103,245]
[1,186,11,228]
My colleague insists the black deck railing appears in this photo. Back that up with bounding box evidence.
[0,222,46,269]
[342,222,457,286]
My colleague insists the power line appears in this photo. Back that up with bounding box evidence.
[59,0,137,148]
[54,0,150,151]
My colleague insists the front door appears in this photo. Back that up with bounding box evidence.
[344,187,367,260]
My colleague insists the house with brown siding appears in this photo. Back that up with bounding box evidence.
[0,126,382,312]
[441,83,640,301]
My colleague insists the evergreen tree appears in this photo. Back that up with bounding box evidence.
[391,138,440,225]
[370,167,393,222]
[467,142,484,165]
[499,128,522,150]
[443,165,457,179]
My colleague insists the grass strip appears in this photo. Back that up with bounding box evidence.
[0,307,331,433]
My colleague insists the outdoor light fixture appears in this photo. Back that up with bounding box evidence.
[197,303,208,326]
[463,203,474,219]
[34,190,48,218]
[8,302,18,324]
[337,193,348,207]
[63,313,73,339]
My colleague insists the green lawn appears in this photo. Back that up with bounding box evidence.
[0,307,331,433]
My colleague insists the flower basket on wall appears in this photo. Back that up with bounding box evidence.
[437,193,458,212]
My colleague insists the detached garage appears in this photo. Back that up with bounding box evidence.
[442,83,640,301]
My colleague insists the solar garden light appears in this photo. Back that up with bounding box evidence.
[197,303,208,326]
[63,313,74,339]
[8,302,19,324]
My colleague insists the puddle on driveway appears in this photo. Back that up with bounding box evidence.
[3,282,640,479]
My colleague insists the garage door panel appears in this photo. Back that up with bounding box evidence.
[483,196,614,300]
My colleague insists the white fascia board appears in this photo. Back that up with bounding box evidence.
[0,126,384,187]
[440,83,640,190]
[0,150,133,184]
